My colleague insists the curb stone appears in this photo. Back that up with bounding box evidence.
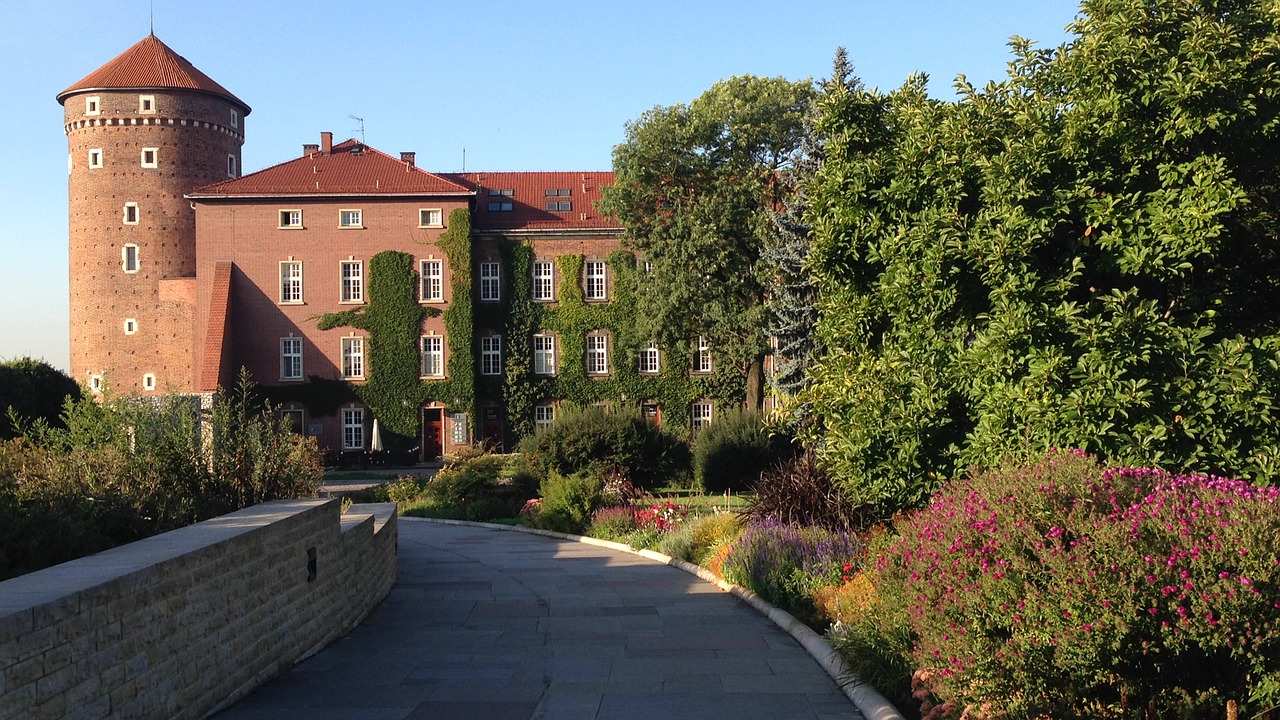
[402,516,906,720]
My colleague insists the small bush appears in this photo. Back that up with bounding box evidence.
[721,519,861,625]
[385,474,429,504]
[587,505,638,541]
[518,407,690,489]
[408,454,536,522]
[532,470,604,534]
[878,450,1280,719]
[693,408,795,493]
[657,512,743,565]
[747,452,867,531]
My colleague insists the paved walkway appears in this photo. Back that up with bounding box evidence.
[213,519,866,720]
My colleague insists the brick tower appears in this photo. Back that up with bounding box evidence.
[57,34,249,394]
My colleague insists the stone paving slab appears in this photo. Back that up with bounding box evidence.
[213,519,867,720]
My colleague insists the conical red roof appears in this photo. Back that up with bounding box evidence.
[57,34,249,113]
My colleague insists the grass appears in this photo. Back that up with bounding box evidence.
[646,486,749,514]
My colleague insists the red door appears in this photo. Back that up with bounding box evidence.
[421,408,443,461]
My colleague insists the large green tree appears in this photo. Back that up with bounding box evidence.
[601,75,815,410]
[0,357,81,439]
[806,0,1280,513]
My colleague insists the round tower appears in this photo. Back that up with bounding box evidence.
[57,34,250,395]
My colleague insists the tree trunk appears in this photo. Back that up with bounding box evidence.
[745,356,766,412]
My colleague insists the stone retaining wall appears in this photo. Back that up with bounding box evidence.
[0,498,397,719]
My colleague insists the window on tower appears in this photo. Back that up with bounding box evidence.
[123,203,139,225]
[139,95,155,114]
[85,96,100,116]
[227,155,237,178]
[88,149,103,169]
[141,148,158,168]
[122,244,139,273]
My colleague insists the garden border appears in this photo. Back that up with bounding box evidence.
[403,516,905,720]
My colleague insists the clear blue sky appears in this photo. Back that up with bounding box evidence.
[0,0,1080,373]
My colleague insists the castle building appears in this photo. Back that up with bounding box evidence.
[60,36,735,459]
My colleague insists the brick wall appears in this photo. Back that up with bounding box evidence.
[0,499,397,720]
[64,88,245,394]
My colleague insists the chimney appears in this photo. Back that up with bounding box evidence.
[320,131,333,154]
[400,152,416,168]
[303,143,319,155]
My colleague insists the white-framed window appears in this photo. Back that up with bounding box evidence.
[139,95,155,114]
[279,260,303,303]
[342,337,365,379]
[281,407,304,434]
[123,202,139,225]
[696,336,713,373]
[339,209,363,228]
[481,336,502,376]
[279,209,302,228]
[420,259,443,302]
[89,374,103,392]
[342,407,365,450]
[535,403,555,429]
[340,260,364,303]
[88,149,103,169]
[281,336,303,380]
[227,155,237,177]
[585,261,607,300]
[142,373,156,391]
[586,333,609,375]
[230,108,239,128]
[419,208,443,227]
[122,244,139,273]
[480,262,500,301]
[141,148,158,168]
[692,401,714,431]
[639,345,660,374]
[85,96,100,116]
[533,335,556,375]
[123,318,137,335]
[533,261,554,301]
[420,335,444,378]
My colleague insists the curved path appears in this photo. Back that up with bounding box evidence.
[214,519,867,720]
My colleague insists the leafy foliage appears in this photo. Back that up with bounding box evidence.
[746,451,868,531]
[692,407,795,493]
[0,357,82,439]
[602,75,816,409]
[805,0,1280,510]
[876,450,1280,719]
[530,469,604,534]
[720,519,861,626]
[0,372,321,579]
[517,405,690,490]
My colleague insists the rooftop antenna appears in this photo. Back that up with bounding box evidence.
[462,148,466,172]
[149,0,154,35]
[348,114,365,145]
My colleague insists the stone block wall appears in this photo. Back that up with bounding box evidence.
[0,498,397,719]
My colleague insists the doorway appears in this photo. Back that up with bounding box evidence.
[421,407,443,461]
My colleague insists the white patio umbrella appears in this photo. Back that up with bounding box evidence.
[370,419,383,452]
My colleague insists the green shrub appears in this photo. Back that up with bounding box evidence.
[399,454,537,522]
[693,408,794,493]
[879,450,1280,719]
[518,407,690,490]
[0,357,81,439]
[531,470,604,534]
[0,371,321,580]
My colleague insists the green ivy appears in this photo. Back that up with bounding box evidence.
[502,246,741,447]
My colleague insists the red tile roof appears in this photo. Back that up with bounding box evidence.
[444,172,621,232]
[57,34,249,112]
[191,140,473,197]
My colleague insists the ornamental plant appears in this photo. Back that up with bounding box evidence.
[880,450,1280,719]
[721,519,861,625]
